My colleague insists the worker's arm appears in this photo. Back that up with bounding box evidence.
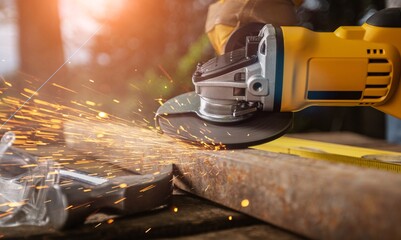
[206,0,302,55]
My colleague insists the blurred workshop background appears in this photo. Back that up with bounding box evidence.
[0,0,400,141]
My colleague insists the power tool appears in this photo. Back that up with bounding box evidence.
[156,8,401,148]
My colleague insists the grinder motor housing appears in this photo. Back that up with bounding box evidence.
[193,8,401,122]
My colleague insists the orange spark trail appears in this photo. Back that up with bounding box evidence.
[0,25,103,130]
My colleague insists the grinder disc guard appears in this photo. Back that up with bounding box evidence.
[156,92,293,148]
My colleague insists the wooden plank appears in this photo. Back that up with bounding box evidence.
[63,122,401,240]
[0,195,261,239]
[177,224,303,240]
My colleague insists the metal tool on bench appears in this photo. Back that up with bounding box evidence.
[0,131,173,229]
[46,164,173,229]
[156,8,401,148]
[0,132,56,227]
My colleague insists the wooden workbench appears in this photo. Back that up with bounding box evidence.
[0,132,399,239]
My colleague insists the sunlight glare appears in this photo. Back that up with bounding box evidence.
[72,0,125,16]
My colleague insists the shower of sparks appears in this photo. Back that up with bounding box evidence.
[0,63,227,230]
[0,25,103,130]
[0,89,219,228]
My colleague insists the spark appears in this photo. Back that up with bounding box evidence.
[6,202,24,208]
[52,83,77,93]
[145,228,151,233]
[114,197,126,204]
[241,199,250,208]
[86,101,96,106]
[0,24,103,130]
[139,184,155,192]
[228,216,233,221]
[65,205,73,210]
[72,202,93,210]
[155,98,164,106]
[158,64,174,83]
[98,112,108,118]
[129,83,140,90]
[173,207,178,213]
[94,223,102,228]
[20,164,38,168]
[20,92,30,99]
[23,88,39,96]
[107,219,114,224]
[14,115,33,120]
[73,160,94,165]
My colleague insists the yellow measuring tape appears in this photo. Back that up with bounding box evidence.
[254,136,401,173]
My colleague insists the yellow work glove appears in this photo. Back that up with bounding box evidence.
[206,0,302,55]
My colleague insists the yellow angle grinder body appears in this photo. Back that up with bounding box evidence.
[156,8,401,148]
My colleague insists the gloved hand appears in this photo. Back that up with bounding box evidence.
[206,0,302,55]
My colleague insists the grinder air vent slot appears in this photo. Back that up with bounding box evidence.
[363,58,391,100]
[233,72,246,96]
[367,49,384,55]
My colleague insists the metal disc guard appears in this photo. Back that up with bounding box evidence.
[156,92,293,148]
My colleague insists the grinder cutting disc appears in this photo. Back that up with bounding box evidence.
[156,92,293,148]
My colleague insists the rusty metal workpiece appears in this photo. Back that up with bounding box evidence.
[64,122,401,240]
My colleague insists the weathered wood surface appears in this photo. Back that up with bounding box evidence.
[176,224,304,240]
[0,195,280,239]
[62,122,401,240]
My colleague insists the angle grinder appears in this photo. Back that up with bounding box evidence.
[156,8,401,148]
